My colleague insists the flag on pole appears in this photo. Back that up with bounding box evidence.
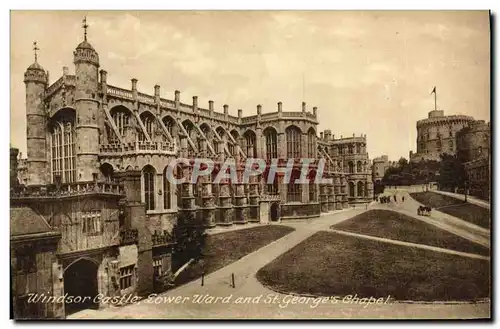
[430,86,436,95]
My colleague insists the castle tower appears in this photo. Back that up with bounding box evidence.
[73,18,100,181]
[24,41,48,185]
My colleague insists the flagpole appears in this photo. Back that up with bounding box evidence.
[434,87,437,111]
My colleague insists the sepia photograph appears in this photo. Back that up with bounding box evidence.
[8,9,491,320]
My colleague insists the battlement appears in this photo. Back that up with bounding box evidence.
[99,141,177,156]
[417,114,474,128]
[11,181,125,199]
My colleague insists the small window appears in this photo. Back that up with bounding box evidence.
[16,253,36,273]
[153,259,162,277]
[82,211,102,235]
[120,265,134,290]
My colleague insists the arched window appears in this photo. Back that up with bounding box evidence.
[356,144,361,154]
[286,126,301,159]
[307,128,316,158]
[348,145,354,154]
[287,169,302,202]
[229,130,239,156]
[141,113,155,142]
[244,130,257,158]
[50,111,76,184]
[109,106,131,144]
[357,181,364,197]
[264,127,278,160]
[163,167,171,210]
[162,116,175,141]
[100,163,114,183]
[349,182,355,197]
[348,161,354,173]
[357,161,362,173]
[143,166,155,211]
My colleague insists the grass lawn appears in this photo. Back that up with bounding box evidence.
[174,225,294,286]
[410,192,491,229]
[256,231,490,302]
[332,210,490,256]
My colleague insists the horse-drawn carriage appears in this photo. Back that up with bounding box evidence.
[417,206,432,216]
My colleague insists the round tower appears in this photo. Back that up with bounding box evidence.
[24,46,48,186]
[73,23,100,182]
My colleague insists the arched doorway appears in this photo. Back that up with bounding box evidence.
[270,202,280,222]
[63,258,99,315]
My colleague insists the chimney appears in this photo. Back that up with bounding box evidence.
[131,78,138,91]
[313,106,317,117]
[257,104,262,115]
[63,66,69,76]
[100,70,107,84]
[320,132,324,140]
[174,90,180,102]
[302,101,306,112]
[278,101,282,113]
[154,85,160,97]
[238,109,242,118]
[223,104,228,114]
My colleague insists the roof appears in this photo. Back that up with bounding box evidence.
[10,207,54,237]
[27,61,45,71]
[76,40,95,51]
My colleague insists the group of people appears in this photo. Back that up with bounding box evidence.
[377,195,404,204]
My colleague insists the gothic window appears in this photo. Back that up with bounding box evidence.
[357,161,362,173]
[286,126,301,159]
[139,113,154,142]
[163,167,171,210]
[162,116,175,141]
[307,128,316,158]
[287,184,301,202]
[264,127,278,160]
[357,181,364,197]
[50,117,76,184]
[82,211,102,235]
[349,181,355,197]
[143,165,155,211]
[348,161,355,173]
[110,107,130,143]
[244,130,257,158]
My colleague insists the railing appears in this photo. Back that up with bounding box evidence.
[160,97,176,108]
[261,112,278,120]
[11,181,125,199]
[120,228,139,246]
[260,194,281,201]
[282,111,304,117]
[179,102,193,112]
[152,230,174,247]
[99,141,177,155]
[305,112,316,120]
[107,85,134,99]
[138,92,156,104]
[241,115,258,123]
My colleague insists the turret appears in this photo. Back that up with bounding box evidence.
[73,17,101,181]
[24,41,48,185]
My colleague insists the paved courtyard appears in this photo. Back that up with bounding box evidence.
[69,192,490,320]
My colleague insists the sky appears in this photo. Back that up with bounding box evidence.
[10,10,490,161]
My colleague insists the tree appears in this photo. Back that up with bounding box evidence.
[437,154,466,191]
[171,211,207,272]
